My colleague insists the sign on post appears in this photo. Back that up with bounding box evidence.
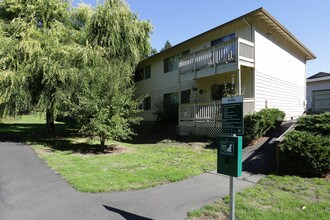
[222,96,244,136]
[219,95,244,220]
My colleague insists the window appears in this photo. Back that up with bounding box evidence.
[211,33,235,46]
[163,92,179,105]
[144,65,151,79]
[181,89,190,104]
[164,56,179,73]
[211,83,236,100]
[211,84,225,100]
[181,50,190,57]
[134,65,151,82]
[144,97,151,110]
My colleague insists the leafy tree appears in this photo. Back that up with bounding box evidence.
[68,58,142,149]
[0,0,152,146]
[88,0,152,66]
[0,0,76,132]
[68,0,152,146]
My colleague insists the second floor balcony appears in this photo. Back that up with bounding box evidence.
[179,38,254,80]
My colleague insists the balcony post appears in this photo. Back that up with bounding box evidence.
[193,53,196,79]
[237,38,242,96]
[178,82,182,126]
[213,101,216,127]
[194,101,197,128]
[238,67,242,96]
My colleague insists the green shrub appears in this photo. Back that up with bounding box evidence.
[243,113,263,146]
[243,108,285,146]
[295,113,330,136]
[279,130,330,177]
[258,108,285,132]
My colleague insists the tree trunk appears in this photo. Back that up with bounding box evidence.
[99,135,106,152]
[46,108,55,134]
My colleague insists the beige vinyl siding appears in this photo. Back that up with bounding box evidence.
[191,68,254,102]
[254,22,306,119]
[255,71,305,119]
[135,56,181,122]
[254,22,306,72]
[136,85,183,122]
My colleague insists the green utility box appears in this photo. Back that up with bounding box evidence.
[217,136,242,177]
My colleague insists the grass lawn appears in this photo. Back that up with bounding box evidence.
[188,175,330,220]
[0,115,217,192]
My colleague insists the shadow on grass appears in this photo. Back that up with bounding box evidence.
[130,122,216,149]
[0,121,217,153]
[0,123,116,154]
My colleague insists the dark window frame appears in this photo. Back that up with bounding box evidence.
[211,84,225,100]
[211,33,235,46]
[134,65,151,82]
[181,89,191,104]
[143,96,151,111]
[164,56,179,73]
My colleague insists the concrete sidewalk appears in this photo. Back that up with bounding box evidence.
[0,121,294,220]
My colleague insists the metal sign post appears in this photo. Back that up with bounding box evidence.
[217,135,242,220]
[229,176,235,220]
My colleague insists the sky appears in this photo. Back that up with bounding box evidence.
[72,0,330,77]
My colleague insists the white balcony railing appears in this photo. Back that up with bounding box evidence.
[179,99,255,124]
[179,38,254,75]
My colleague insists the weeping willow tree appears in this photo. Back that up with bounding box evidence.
[67,0,152,147]
[0,0,78,132]
[0,0,152,144]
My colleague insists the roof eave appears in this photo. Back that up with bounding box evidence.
[139,7,316,65]
[258,8,316,60]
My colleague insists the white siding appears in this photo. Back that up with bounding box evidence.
[254,23,307,119]
[255,72,305,119]
[306,79,330,110]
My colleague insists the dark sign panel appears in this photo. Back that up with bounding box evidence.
[221,96,243,135]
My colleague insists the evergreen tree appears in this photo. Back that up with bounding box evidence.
[160,40,172,52]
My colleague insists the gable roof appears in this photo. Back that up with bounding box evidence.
[140,7,316,65]
[307,72,330,79]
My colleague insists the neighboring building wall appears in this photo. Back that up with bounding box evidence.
[306,79,330,110]
[254,22,306,119]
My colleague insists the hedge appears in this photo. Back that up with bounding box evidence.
[243,108,285,146]
[295,112,330,136]
[279,130,330,177]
